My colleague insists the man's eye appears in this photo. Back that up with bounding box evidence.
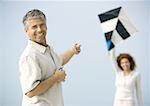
[41,24,46,28]
[32,26,37,29]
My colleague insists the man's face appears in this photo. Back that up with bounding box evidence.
[25,18,47,44]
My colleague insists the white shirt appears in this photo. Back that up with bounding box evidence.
[19,40,64,106]
[110,50,142,106]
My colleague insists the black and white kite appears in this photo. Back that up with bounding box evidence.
[98,7,137,51]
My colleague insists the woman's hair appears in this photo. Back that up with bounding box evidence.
[117,53,136,71]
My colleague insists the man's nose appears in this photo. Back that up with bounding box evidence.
[37,26,42,32]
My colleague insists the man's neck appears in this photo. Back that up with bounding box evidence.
[32,40,48,47]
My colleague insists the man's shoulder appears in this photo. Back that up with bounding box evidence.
[19,46,38,62]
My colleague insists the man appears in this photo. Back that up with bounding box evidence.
[19,9,81,106]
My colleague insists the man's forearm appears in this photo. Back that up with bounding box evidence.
[60,49,74,65]
[26,74,58,98]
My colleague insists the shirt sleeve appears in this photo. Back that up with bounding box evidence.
[20,55,41,95]
[109,49,120,73]
[135,73,142,106]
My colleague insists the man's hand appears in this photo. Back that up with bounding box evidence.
[54,70,66,82]
[71,43,81,55]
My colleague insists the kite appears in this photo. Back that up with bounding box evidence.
[98,7,137,51]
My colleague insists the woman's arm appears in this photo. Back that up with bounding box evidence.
[136,73,142,106]
[109,49,120,73]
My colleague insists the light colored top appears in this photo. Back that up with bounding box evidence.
[110,50,142,106]
[19,40,63,106]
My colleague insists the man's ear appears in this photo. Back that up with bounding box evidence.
[24,27,27,32]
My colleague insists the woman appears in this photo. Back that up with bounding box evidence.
[110,49,142,106]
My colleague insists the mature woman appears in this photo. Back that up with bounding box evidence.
[110,49,142,106]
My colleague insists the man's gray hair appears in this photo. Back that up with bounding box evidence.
[23,9,46,29]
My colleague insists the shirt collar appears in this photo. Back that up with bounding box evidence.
[28,40,47,53]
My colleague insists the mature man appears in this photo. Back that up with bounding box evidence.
[19,9,81,106]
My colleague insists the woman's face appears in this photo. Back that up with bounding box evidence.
[120,58,130,71]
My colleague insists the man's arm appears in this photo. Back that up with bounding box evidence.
[60,43,81,66]
[26,70,66,98]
